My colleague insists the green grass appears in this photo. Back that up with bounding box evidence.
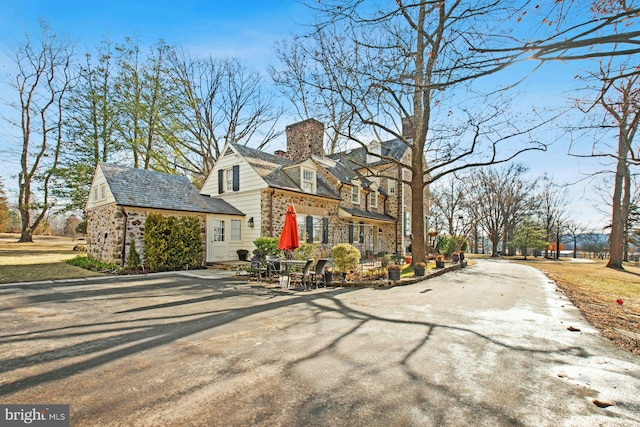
[0,234,104,283]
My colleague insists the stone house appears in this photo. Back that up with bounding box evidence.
[200,118,428,259]
[86,163,242,265]
[86,118,428,265]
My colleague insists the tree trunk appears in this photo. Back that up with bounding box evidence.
[607,133,630,269]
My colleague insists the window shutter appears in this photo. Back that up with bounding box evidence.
[348,221,354,243]
[218,169,224,194]
[306,215,313,243]
[359,222,365,243]
[232,165,240,191]
[322,217,329,244]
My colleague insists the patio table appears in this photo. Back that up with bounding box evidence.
[279,260,309,289]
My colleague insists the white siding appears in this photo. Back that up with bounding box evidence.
[200,146,268,196]
[201,144,269,253]
[206,214,251,262]
[85,165,116,211]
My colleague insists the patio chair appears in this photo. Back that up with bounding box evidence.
[249,257,267,282]
[289,259,313,291]
[266,256,282,282]
[309,258,330,289]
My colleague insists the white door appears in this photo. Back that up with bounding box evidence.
[206,217,227,263]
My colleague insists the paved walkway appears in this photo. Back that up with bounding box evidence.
[0,260,638,426]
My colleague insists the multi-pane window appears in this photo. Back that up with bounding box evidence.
[369,190,378,208]
[351,186,360,204]
[224,168,234,192]
[389,180,396,194]
[302,168,315,193]
[230,219,241,241]
[311,216,322,243]
[212,220,225,242]
[100,184,107,199]
[301,215,323,243]
[93,188,98,201]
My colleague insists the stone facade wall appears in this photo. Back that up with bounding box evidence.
[87,204,206,266]
[86,203,122,263]
[286,118,324,161]
[260,189,339,239]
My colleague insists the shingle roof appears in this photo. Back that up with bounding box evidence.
[340,207,396,222]
[99,163,243,215]
[229,143,341,199]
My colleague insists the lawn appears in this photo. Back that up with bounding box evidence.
[0,233,103,283]
[514,257,640,355]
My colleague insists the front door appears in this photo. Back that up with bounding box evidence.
[206,217,226,263]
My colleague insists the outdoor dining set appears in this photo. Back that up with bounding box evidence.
[249,256,332,291]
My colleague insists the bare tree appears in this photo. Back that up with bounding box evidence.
[168,52,283,186]
[12,22,74,242]
[468,164,532,257]
[270,37,358,155]
[535,175,570,258]
[471,2,640,73]
[298,1,549,265]
[570,56,639,268]
[429,174,469,236]
[564,221,589,258]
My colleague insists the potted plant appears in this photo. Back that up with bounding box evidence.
[387,264,402,281]
[414,262,426,276]
[435,255,445,269]
[324,266,333,284]
[330,244,361,281]
[236,249,249,261]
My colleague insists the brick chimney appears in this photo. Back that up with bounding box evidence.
[285,118,324,161]
[401,116,414,140]
[274,149,289,159]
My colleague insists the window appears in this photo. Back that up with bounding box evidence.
[224,168,234,192]
[369,190,378,208]
[100,184,106,200]
[230,219,241,241]
[93,188,98,202]
[301,168,315,193]
[351,186,360,204]
[389,180,396,194]
[303,215,327,243]
[217,165,239,194]
[212,220,225,242]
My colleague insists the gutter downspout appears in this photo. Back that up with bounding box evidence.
[120,206,128,266]
[401,168,405,256]
[269,188,275,237]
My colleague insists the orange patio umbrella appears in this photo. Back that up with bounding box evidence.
[278,205,300,252]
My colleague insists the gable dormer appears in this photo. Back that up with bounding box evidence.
[283,159,318,194]
[367,141,382,163]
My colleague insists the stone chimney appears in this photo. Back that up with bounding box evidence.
[285,118,324,161]
[401,116,414,140]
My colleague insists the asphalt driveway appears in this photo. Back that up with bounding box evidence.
[1,260,639,426]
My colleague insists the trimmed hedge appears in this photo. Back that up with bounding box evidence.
[143,213,203,271]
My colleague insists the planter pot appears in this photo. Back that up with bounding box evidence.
[435,260,445,269]
[324,271,333,284]
[405,256,412,264]
[237,250,249,261]
[388,269,401,281]
[414,267,425,276]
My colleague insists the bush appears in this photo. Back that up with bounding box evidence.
[330,243,360,273]
[65,255,120,272]
[144,214,203,271]
[126,241,141,269]
[293,242,320,260]
[253,237,281,257]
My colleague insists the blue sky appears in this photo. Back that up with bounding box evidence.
[0,1,610,227]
